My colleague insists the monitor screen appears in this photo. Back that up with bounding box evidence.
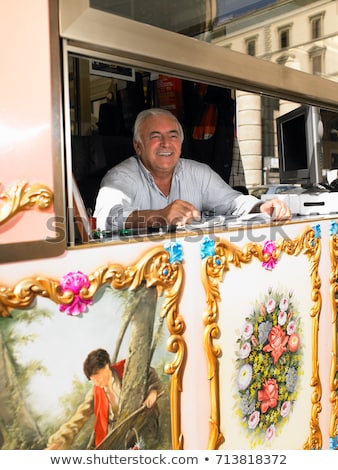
[277,105,322,186]
[280,114,307,171]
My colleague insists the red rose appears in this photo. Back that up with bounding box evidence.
[263,325,288,364]
[258,378,278,413]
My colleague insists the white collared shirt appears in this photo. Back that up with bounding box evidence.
[94,156,259,231]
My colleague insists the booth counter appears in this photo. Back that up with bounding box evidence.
[1,215,337,450]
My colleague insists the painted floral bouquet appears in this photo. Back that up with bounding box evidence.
[234,287,302,444]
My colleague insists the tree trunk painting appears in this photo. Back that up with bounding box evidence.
[98,285,160,449]
[0,334,42,449]
[118,285,157,417]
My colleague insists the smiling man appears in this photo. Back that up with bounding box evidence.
[94,108,291,231]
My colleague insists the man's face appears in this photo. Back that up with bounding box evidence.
[90,363,111,388]
[133,114,182,177]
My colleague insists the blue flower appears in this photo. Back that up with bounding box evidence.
[312,224,321,239]
[285,366,298,393]
[164,242,183,263]
[329,221,338,236]
[200,236,215,259]
[258,321,272,345]
[329,436,338,450]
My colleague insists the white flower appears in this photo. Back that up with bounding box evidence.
[278,310,287,326]
[242,322,253,340]
[239,342,251,359]
[238,364,253,390]
[266,298,276,313]
[279,297,289,312]
[248,411,260,429]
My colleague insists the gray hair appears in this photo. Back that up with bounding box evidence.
[133,108,184,143]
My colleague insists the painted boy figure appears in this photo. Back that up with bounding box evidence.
[46,349,162,450]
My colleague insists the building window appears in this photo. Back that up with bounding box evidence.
[279,28,290,49]
[308,45,325,76]
[246,38,256,56]
[311,53,323,75]
[310,14,323,40]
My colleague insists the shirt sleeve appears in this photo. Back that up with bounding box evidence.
[230,194,264,216]
[194,162,260,216]
[94,186,134,231]
[93,161,139,231]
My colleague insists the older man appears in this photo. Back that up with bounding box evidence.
[94,108,291,231]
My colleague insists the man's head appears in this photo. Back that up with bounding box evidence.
[83,348,112,387]
[133,108,184,143]
[133,108,184,178]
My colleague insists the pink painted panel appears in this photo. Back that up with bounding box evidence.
[0,0,65,258]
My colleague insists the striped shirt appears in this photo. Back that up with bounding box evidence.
[94,156,260,230]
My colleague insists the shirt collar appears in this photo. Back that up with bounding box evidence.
[135,155,183,184]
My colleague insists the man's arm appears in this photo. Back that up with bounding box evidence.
[143,366,163,408]
[46,388,94,450]
[125,200,200,229]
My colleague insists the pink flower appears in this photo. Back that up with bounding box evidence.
[286,320,296,335]
[59,271,92,315]
[262,240,277,271]
[288,333,300,352]
[280,400,291,417]
[265,424,276,441]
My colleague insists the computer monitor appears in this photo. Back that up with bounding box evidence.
[277,105,323,187]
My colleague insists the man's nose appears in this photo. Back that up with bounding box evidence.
[160,135,170,146]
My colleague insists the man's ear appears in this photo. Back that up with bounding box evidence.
[133,139,141,156]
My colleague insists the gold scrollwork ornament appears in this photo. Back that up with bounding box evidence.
[0,181,53,225]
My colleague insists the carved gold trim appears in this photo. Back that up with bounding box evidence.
[202,226,322,450]
[0,246,185,450]
[329,229,338,443]
[0,181,53,225]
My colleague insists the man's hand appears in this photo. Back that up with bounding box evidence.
[125,200,200,229]
[160,200,200,226]
[143,389,158,408]
[260,199,292,221]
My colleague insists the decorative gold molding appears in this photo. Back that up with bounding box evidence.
[0,181,53,225]
[329,227,338,444]
[202,226,322,450]
[0,246,185,450]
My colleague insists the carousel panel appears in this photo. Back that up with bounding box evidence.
[201,225,322,450]
[0,245,185,450]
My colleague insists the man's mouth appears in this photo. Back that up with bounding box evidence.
[158,152,173,157]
